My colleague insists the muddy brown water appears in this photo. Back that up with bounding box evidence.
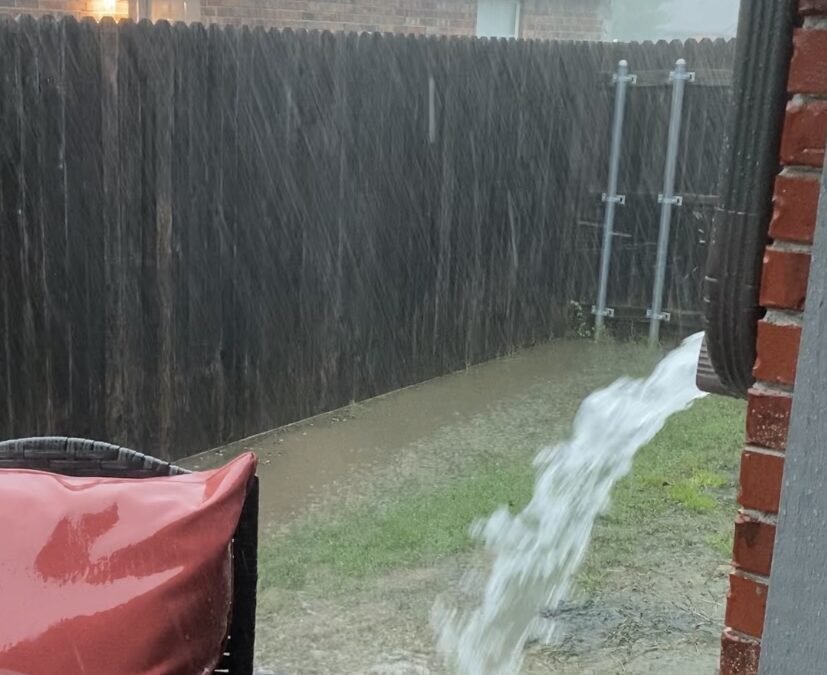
[181,340,655,529]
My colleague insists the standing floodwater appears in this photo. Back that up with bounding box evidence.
[433,332,706,675]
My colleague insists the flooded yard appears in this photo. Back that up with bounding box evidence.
[185,340,660,528]
[184,340,744,675]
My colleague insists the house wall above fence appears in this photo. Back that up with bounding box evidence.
[0,0,609,40]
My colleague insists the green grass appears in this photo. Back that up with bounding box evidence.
[581,395,744,588]
[260,389,745,593]
[260,460,535,589]
[607,396,742,520]
[707,531,735,559]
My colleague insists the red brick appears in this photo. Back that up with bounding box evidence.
[746,388,792,450]
[759,248,811,311]
[178,0,607,36]
[800,0,827,15]
[739,450,785,514]
[725,573,768,639]
[770,173,820,244]
[789,29,827,95]
[720,628,761,675]
[780,99,827,168]
[753,320,802,386]
[732,513,776,576]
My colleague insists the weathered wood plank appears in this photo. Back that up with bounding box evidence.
[64,17,105,437]
[169,20,193,451]
[182,21,216,452]
[116,19,145,447]
[0,17,20,436]
[17,16,48,434]
[100,17,123,443]
[217,23,239,445]
[38,17,70,433]
[149,20,174,452]
[134,18,161,454]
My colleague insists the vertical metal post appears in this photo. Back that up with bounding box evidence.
[594,59,634,334]
[649,58,693,346]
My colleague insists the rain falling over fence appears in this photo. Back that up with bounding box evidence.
[0,17,734,459]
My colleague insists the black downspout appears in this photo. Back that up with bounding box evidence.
[700,0,796,397]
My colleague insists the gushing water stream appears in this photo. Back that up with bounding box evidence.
[433,332,706,675]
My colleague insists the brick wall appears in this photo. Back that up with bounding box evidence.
[0,0,129,19]
[720,2,827,673]
[0,0,608,41]
[200,0,477,34]
[520,0,606,41]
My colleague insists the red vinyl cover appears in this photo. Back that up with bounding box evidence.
[0,452,256,675]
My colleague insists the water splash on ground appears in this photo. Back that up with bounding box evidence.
[433,333,706,675]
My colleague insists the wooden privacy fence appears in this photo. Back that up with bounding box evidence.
[0,16,734,459]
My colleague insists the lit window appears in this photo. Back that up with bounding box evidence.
[475,0,521,39]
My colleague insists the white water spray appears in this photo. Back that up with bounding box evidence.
[433,332,706,675]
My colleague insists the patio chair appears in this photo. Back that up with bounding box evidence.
[0,436,259,675]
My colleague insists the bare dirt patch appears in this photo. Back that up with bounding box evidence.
[256,547,728,674]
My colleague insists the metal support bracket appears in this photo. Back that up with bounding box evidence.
[592,306,615,318]
[602,193,626,205]
[657,194,683,206]
[670,70,696,83]
[646,308,671,322]
[613,72,638,85]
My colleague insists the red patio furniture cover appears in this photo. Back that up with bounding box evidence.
[0,452,256,675]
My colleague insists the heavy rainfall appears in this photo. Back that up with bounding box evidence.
[0,0,759,674]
